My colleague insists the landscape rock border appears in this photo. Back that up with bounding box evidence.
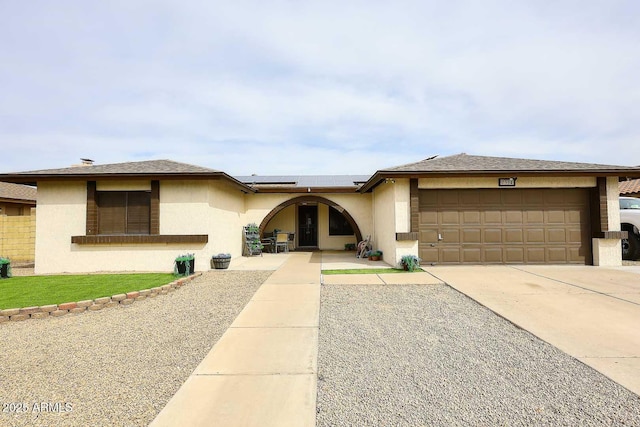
[0,273,202,323]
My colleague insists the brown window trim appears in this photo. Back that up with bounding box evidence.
[71,234,208,245]
[86,180,160,236]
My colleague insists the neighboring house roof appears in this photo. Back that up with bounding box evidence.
[361,153,640,192]
[0,182,37,203]
[0,160,255,193]
[620,179,640,195]
[235,175,370,192]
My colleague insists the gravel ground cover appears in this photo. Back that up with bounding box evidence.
[0,270,270,427]
[317,284,640,426]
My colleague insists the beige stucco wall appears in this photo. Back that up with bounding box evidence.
[418,176,597,189]
[264,205,296,235]
[593,176,622,266]
[35,180,246,274]
[317,204,357,250]
[372,179,419,266]
[35,181,87,274]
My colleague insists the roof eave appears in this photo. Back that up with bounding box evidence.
[0,172,256,193]
[360,169,640,192]
[248,186,361,194]
[0,197,36,204]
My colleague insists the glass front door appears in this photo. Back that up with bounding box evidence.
[298,205,318,247]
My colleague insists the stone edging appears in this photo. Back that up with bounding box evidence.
[0,273,202,323]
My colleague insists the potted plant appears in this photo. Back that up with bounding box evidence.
[368,250,383,261]
[345,243,356,251]
[211,253,232,269]
[400,255,421,272]
[0,257,11,279]
[174,253,195,276]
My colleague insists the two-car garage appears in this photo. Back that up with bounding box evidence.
[362,153,640,266]
[418,188,592,264]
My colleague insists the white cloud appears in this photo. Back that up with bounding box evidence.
[1,0,639,174]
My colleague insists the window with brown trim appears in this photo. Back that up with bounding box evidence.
[97,191,151,235]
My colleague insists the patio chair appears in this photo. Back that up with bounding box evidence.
[275,232,289,253]
[287,232,295,251]
[261,231,274,253]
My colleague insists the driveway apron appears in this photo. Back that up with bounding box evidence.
[427,265,640,396]
[151,252,321,427]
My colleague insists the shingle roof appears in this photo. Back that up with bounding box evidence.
[620,179,640,195]
[383,153,638,173]
[0,182,37,202]
[359,153,640,192]
[0,160,254,192]
[235,175,370,188]
[12,159,222,176]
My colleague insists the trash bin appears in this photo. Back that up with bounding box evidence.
[0,258,11,278]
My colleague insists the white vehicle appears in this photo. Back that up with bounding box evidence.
[620,197,640,260]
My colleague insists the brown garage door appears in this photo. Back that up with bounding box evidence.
[419,188,591,264]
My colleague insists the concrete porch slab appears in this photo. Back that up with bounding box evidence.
[149,374,317,427]
[321,250,393,269]
[194,327,318,375]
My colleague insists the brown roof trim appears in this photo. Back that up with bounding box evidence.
[0,171,256,193]
[0,197,36,205]
[248,186,361,194]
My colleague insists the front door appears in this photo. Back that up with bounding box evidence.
[298,205,318,247]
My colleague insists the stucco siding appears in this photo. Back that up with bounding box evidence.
[593,176,623,266]
[35,180,246,274]
[264,205,296,234]
[318,204,357,250]
[206,180,246,260]
[35,181,87,274]
[418,176,597,189]
[372,180,398,265]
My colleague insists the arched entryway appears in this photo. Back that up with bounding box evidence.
[259,196,363,247]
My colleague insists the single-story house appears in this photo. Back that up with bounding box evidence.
[620,178,640,198]
[0,182,36,216]
[1,153,639,274]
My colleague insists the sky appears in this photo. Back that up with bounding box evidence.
[1,0,639,176]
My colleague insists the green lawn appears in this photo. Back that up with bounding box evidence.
[322,268,423,275]
[0,273,176,309]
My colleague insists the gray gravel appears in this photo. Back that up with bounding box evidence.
[317,284,640,426]
[0,270,270,427]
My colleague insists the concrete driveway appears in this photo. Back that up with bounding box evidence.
[425,265,640,396]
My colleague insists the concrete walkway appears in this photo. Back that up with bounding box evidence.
[151,252,321,427]
[427,265,640,396]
